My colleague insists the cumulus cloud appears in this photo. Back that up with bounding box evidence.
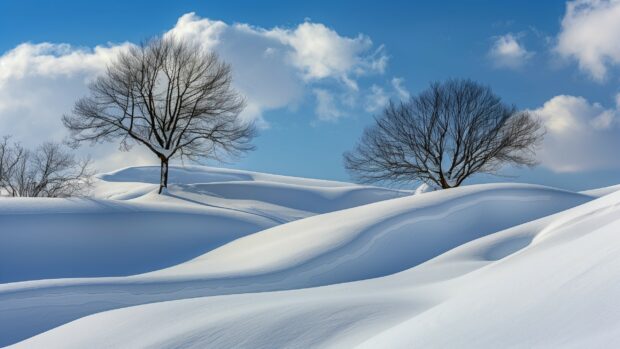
[488,33,534,69]
[166,13,387,109]
[0,13,387,170]
[0,43,121,84]
[532,94,620,172]
[0,42,150,171]
[555,0,620,81]
[264,21,387,83]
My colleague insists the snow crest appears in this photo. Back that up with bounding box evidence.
[2,165,617,348]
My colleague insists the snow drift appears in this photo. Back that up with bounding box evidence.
[1,165,617,348]
[1,166,404,283]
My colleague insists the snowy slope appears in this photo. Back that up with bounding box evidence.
[0,197,275,283]
[0,166,403,283]
[12,183,620,349]
[1,165,617,348]
[580,183,620,197]
[95,166,407,220]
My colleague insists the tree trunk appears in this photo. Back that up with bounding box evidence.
[438,173,452,189]
[441,182,452,189]
[159,157,169,194]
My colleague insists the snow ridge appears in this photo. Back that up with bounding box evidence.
[1,165,618,348]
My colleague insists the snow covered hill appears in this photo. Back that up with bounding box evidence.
[1,166,404,283]
[1,165,619,348]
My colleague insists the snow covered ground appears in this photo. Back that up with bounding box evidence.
[1,165,619,348]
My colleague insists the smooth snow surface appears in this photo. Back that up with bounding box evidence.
[580,183,620,197]
[2,165,618,348]
[1,166,403,283]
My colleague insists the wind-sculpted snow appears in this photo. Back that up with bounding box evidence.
[11,186,620,348]
[170,181,404,215]
[98,165,353,188]
[1,166,404,284]
[579,183,620,197]
[0,169,594,346]
[0,198,275,283]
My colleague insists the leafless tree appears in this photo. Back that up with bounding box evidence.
[0,137,22,192]
[344,79,544,189]
[0,139,92,197]
[63,37,255,193]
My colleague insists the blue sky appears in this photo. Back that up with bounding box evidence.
[1,0,620,190]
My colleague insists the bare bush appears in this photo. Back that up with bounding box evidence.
[344,79,544,189]
[0,138,92,197]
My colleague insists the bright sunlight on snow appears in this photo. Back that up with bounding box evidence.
[3,1,620,347]
[2,165,620,348]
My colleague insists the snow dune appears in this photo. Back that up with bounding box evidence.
[1,165,617,348]
[1,166,403,283]
[152,183,592,283]
[580,183,620,197]
[0,197,274,283]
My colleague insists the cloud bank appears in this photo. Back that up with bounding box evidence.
[555,0,620,81]
[165,13,388,124]
[533,94,620,172]
[0,13,388,170]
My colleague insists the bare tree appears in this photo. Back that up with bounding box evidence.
[63,37,255,193]
[344,79,544,189]
[0,139,92,197]
[0,136,23,192]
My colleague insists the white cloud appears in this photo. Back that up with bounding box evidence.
[488,33,534,69]
[555,0,620,81]
[364,85,389,113]
[167,13,387,95]
[166,15,304,126]
[0,42,130,83]
[391,77,410,100]
[166,14,388,123]
[264,21,387,84]
[363,78,410,113]
[532,94,620,172]
[164,15,227,50]
[0,13,387,170]
[313,89,343,121]
[0,42,146,172]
